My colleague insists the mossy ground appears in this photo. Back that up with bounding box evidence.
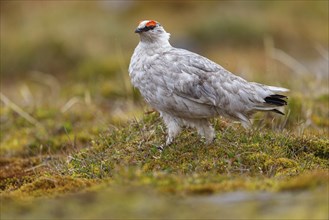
[1,108,328,218]
[1,1,328,219]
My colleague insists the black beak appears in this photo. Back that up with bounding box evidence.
[134,25,156,33]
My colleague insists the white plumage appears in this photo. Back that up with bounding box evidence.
[129,20,288,150]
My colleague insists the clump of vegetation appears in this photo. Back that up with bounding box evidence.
[1,113,328,218]
[63,114,328,188]
[2,113,328,199]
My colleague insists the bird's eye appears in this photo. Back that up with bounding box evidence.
[144,25,156,31]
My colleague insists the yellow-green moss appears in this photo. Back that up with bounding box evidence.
[15,176,97,198]
[278,170,329,191]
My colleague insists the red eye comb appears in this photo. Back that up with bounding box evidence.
[146,20,157,27]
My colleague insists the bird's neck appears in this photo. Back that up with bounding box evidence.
[139,32,171,51]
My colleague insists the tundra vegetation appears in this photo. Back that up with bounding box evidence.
[1,1,328,219]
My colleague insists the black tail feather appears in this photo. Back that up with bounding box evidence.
[271,109,285,115]
[264,94,287,106]
[268,94,287,99]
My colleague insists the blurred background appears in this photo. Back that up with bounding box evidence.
[1,1,328,219]
[1,0,328,156]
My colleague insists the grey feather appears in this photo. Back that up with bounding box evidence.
[129,20,289,148]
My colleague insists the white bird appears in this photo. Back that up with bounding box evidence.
[129,20,288,150]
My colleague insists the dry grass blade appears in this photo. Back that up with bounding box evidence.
[0,92,43,128]
[60,97,81,113]
[270,48,309,76]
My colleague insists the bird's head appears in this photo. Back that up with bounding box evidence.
[134,20,170,44]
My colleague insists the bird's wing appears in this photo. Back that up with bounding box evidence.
[150,48,252,107]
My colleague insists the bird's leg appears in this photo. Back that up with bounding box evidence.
[204,125,215,144]
[157,135,173,152]
[158,114,181,152]
[196,120,215,144]
[157,125,181,152]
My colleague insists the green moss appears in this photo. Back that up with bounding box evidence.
[264,157,300,177]
[278,170,329,191]
[15,176,97,198]
[45,114,326,195]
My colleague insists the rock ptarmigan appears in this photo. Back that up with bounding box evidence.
[129,20,288,150]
